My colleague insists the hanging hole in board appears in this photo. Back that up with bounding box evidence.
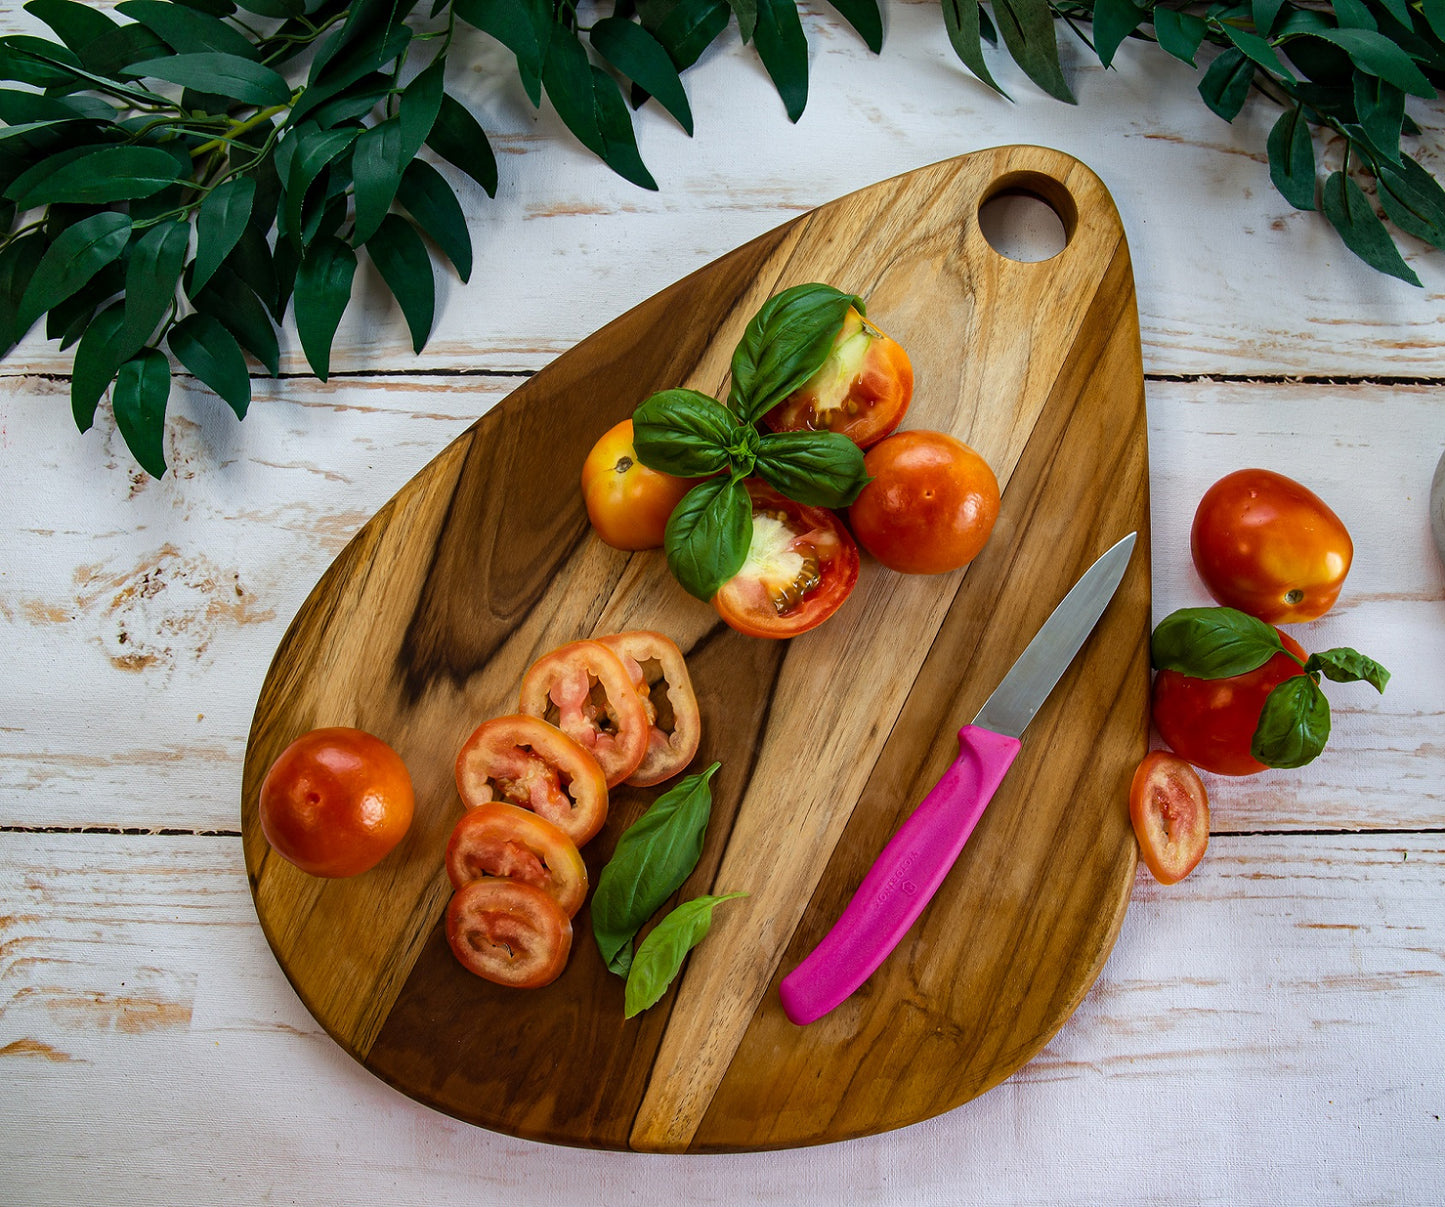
[977,173,1077,264]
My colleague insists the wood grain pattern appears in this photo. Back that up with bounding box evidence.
[239,146,1151,1151]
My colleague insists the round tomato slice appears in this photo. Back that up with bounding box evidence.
[597,629,701,786]
[519,640,650,788]
[713,481,860,639]
[445,802,588,917]
[445,878,572,989]
[762,307,913,448]
[455,714,609,845]
[1128,750,1210,885]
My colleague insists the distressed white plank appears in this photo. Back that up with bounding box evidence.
[1,829,1440,1205]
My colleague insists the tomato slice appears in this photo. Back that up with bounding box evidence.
[712,481,860,638]
[454,714,609,846]
[445,801,588,916]
[1128,750,1210,885]
[519,640,650,788]
[597,630,702,787]
[445,878,572,988]
[762,307,913,448]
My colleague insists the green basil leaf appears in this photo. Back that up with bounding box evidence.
[125,52,293,107]
[623,891,747,1018]
[753,430,869,507]
[366,213,434,354]
[1321,169,1421,286]
[752,0,809,122]
[1150,606,1292,678]
[120,219,190,349]
[827,0,883,54]
[168,312,251,419]
[193,175,257,293]
[591,762,721,977]
[941,0,1008,95]
[294,233,356,380]
[1267,104,1317,211]
[994,0,1075,102]
[729,283,861,422]
[648,0,731,71]
[350,117,406,244]
[1354,74,1405,164]
[15,210,131,342]
[590,16,694,135]
[398,55,445,160]
[191,265,280,375]
[1152,8,1209,66]
[70,301,132,432]
[632,387,738,477]
[1198,46,1255,122]
[1092,0,1146,69]
[8,144,183,208]
[396,159,473,282]
[112,347,171,479]
[424,93,498,197]
[24,0,119,54]
[115,0,259,58]
[1314,27,1436,98]
[0,231,46,353]
[1251,675,1331,768]
[1377,155,1445,249]
[1305,647,1391,692]
[664,475,753,601]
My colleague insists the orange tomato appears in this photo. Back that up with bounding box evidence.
[581,419,694,550]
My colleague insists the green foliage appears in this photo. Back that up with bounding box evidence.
[0,0,1441,476]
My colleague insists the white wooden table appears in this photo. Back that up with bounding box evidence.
[3,6,1444,1204]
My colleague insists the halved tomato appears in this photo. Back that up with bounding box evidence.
[1128,750,1210,885]
[455,714,609,845]
[445,802,588,916]
[597,629,701,786]
[762,307,913,448]
[519,639,650,787]
[445,878,572,988]
[713,481,860,638]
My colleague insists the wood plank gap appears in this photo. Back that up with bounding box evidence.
[0,825,243,837]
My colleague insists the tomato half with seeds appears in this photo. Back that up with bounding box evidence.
[1129,750,1210,885]
[445,878,573,989]
[581,419,694,550]
[445,802,588,917]
[597,629,701,786]
[455,714,609,845]
[763,307,913,448]
[713,481,860,639]
[519,640,651,788]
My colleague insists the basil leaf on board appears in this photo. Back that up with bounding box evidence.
[752,0,809,123]
[120,219,190,349]
[1092,0,1146,69]
[993,0,1075,103]
[632,388,739,477]
[664,475,753,601]
[425,93,499,197]
[1251,675,1331,768]
[351,117,406,244]
[366,213,434,354]
[15,211,131,344]
[753,430,869,508]
[590,16,694,136]
[591,762,721,977]
[1306,648,1391,693]
[396,160,473,282]
[623,892,747,1018]
[70,301,134,432]
[115,0,260,58]
[729,283,861,422]
[398,55,445,160]
[7,145,183,208]
[1322,169,1421,287]
[1197,46,1254,122]
[112,347,172,479]
[294,234,357,381]
[192,175,257,293]
[941,0,1008,95]
[1150,606,1294,679]
[168,312,251,419]
[1152,8,1209,66]
[1267,104,1317,211]
[125,52,293,107]
[826,0,883,54]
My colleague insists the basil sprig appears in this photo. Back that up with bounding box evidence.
[728,283,863,422]
[623,892,748,1019]
[1151,606,1390,769]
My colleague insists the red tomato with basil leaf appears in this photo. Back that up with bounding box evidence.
[445,802,589,917]
[445,878,573,989]
[1129,751,1210,885]
[1190,468,1353,623]
[762,307,913,448]
[581,419,694,551]
[848,430,1000,575]
[259,727,414,878]
[713,481,860,638]
[596,629,701,786]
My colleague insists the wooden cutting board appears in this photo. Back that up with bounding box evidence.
[241,145,1151,1153]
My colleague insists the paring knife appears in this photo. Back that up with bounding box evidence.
[778,531,1138,1026]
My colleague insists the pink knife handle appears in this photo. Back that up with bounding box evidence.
[778,724,1022,1026]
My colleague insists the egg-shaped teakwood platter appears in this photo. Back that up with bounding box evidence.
[241,145,1151,1153]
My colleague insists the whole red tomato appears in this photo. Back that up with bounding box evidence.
[259,727,415,877]
[581,419,693,551]
[1190,468,1353,622]
[848,430,1000,574]
[1151,629,1307,776]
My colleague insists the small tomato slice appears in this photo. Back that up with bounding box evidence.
[597,629,702,786]
[519,640,651,788]
[713,481,860,639]
[445,878,572,989]
[455,714,609,845]
[1128,751,1210,885]
[581,419,694,550]
[763,307,913,448]
[445,802,588,917]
